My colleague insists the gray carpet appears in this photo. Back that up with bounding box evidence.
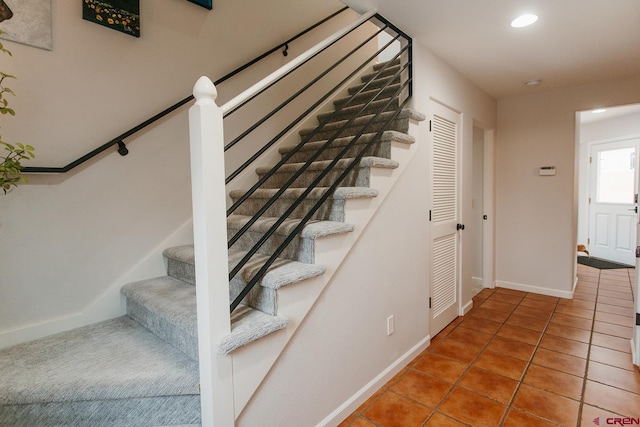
[0,316,200,426]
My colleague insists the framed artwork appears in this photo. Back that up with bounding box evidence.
[188,0,212,10]
[82,0,140,38]
[0,0,53,50]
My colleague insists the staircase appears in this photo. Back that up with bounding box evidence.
[0,60,424,426]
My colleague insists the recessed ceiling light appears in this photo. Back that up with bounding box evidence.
[525,79,542,87]
[511,14,538,28]
[592,108,607,114]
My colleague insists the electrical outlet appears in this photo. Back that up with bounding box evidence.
[387,315,394,336]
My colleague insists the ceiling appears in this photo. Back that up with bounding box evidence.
[342,0,640,99]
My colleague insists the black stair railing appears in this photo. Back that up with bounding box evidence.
[227,49,409,271]
[230,76,411,312]
[21,7,350,174]
[219,11,413,312]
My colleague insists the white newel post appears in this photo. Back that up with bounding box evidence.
[189,76,235,427]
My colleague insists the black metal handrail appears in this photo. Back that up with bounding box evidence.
[223,14,412,311]
[22,7,349,174]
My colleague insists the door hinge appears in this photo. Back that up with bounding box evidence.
[429,297,432,309]
[588,238,591,245]
[429,120,432,132]
[588,197,591,204]
[429,210,432,221]
[589,156,593,164]
[635,246,640,258]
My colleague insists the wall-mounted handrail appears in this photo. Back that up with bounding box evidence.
[22,6,350,174]
[220,9,377,116]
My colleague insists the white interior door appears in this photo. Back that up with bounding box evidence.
[429,102,461,337]
[588,139,639,266]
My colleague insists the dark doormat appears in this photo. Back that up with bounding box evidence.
[578,256,635,270]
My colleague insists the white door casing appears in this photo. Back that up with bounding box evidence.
[588,139,639,266]
[429,101,461,337]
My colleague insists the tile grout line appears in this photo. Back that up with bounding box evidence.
[576,268,602,427]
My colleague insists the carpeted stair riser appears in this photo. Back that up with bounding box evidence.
[360,64,403,83]
[122,277,198,361]
[227,222,312,263]
[256,158,378,189]
[317,96,400,123]
[280,128,414,164]
[281,138,392,164]
[299,111,410,142]
[226,249,325,316]
[230,191,347,222]
[333,84,402,109]
[348,74,400,95]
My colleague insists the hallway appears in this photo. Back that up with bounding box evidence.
[340,264,639,426]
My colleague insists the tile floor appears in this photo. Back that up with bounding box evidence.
[339,264,640,427]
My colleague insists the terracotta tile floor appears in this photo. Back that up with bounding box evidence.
[339,265,639,427]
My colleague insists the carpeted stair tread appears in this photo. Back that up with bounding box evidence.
[217,305,288,355]
[256,156,399,175]
[121,276,198,360]
[360,64,402,83]
[228,248,326,290]
[348,74,401,95]
[373,58,401,70]
[298,108,425,138]
[228,215,355,241]
[227,215,355,262]
[229,186,378,202]
[163,245,326,290]
[0,316,199,405]
[279,131,415,157]
[332,83,402,109]
[317,97,400,123]
[255,156,399,190]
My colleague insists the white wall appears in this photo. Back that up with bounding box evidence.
[496,77,640,297]
[237,41,496,427]
[577,108,640,246]
[0,0,359,347]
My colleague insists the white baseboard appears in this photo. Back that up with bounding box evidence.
[461,299,474,315]
[495,280,574,299]
[317,335,431,427]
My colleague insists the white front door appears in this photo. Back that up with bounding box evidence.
[588,139,639,266]
[429,102,461,337]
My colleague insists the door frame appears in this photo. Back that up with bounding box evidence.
[474,120,496,291]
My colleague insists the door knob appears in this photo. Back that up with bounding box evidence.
[457,224,465,231]
[629,206,638,213]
